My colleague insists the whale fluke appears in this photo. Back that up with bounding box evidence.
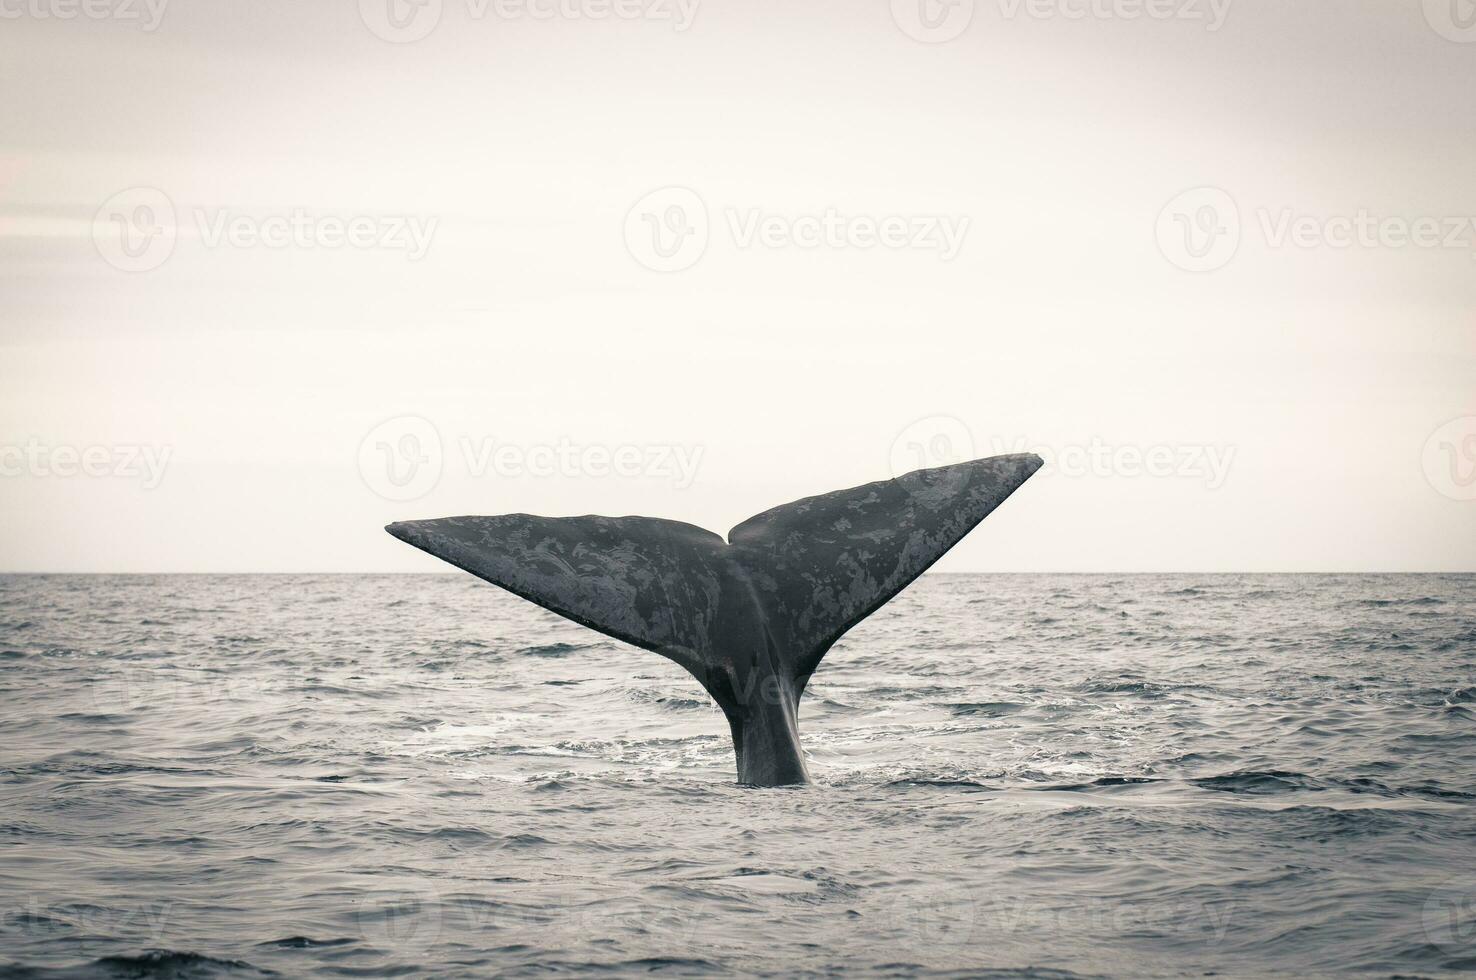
[386,452,1043,786]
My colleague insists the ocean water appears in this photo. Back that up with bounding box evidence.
[1,573,1473,978]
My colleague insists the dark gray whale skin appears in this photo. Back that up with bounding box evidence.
[386,453,1043,787]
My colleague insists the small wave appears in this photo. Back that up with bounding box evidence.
[519,642,584,658]
[886,777,995,790]
[1191,770,1317,795]
[8,950,277,978]
[1078,678,1206,697]
[539,957,723,974]
[4,572,1474,978]
[868,685,963,699]
[1346,596,1445,607]
[1045,775,1163,792]
[651,696,706,710]
[5,911,71,929]
[294,684,367,697]
[626,689,708,710]
[946,701,1027,717]
[254,936,353,949]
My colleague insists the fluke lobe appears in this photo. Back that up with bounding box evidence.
[386,453,1043,787]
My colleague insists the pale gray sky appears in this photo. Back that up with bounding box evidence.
[1,0,1472,571]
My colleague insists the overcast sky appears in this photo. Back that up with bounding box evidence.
[1,0,1472,572]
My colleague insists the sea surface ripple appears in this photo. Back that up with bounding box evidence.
[1,573,1473,977]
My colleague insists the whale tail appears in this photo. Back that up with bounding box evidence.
[386,452,1042,785]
